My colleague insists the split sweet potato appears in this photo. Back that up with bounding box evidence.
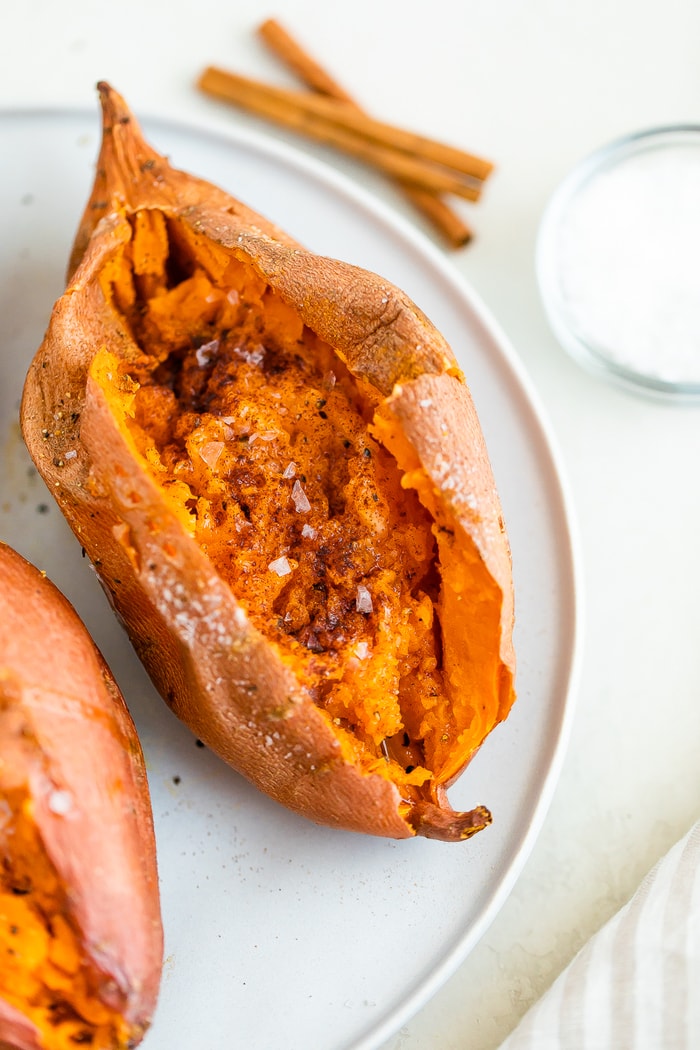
[0,543,162,1050]
[21,83,516,841]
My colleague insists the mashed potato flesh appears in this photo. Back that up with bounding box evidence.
[0,792,128,1049]
[102,211,458,790]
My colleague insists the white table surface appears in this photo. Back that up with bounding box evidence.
[3,2,700,1048]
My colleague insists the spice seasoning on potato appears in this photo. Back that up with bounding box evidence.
[21,83,516,842]
[0,543,162,1050]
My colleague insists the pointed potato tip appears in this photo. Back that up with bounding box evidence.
[96,81,135,130]
[408,802,492,842]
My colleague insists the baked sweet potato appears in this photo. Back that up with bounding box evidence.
[0,542,162,1050]
[21,83,515,841]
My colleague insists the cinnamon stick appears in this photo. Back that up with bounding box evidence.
[257,18,474,248]
[200,65,490,181]
[258,17,356,104]
[197,67,485,202]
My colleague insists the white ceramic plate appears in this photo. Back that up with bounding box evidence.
[0,108,581,1050]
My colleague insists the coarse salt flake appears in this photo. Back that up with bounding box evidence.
[291,480,311,513]
[301,523,317,539]
[282,462,297,479]
[218,416,235,439]
[48,789,73,816]
[356,584,373,614]
[196,339,219,367]
[236,343,266,366]
[269,556,292,576]
[199,441,224,468]
[64,449,78,461]
[354,640,371,660]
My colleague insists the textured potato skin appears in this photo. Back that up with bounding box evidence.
[21,84,515,841]
[0,543,162,1048]
[0,1006,38,1050]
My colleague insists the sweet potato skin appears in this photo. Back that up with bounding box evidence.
[0,1004,38,1050]
[0,542,162,1049]
[21,84,515,841]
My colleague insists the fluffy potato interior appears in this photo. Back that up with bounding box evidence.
[0,791,129,1049]
[96,209,469,798]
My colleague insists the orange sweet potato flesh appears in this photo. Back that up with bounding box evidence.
[21,83,515,841]
[0,543,162,1050]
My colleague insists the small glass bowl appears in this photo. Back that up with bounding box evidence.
[536,125,700,402]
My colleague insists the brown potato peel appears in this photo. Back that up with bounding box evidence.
[0,542,162,1050]
[21,83,516,842]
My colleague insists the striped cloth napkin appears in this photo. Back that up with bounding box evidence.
[499,820,700,1049]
